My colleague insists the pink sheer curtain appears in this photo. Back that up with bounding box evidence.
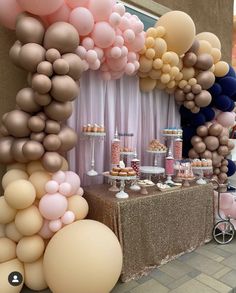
[68,70,180,185]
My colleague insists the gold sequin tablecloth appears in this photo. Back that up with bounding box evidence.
[84,183,214,282]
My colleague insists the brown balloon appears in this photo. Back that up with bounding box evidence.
[45,120,61,134]
[44,22,80,54]
[184,100,195,110]
[32,74,52,94]
[188,39,200,54]
[183,85,191,93]
[19,43,46,72]
[214,168,220,175]
[218,145,229,156]
[218,172,227,183]
[228,140,235,151]
[212,151,223,166]
[0,137,15,164]
[193,141,206,153]
[204,136,219,151]
[53,59,69,75]
[44,101,72,121]
[37,112,47,121]
[16,88,41,113]
[30,132,46,142]
[28,116,45,132]
[5,110,30,138]
[34,93,52,106]
[191,106,200,113]
[197,125,208,137]
[11,138,28,163]
[191,84,202,95]
[16,15,45,45]
[46,49,61,63]
[194,90,212,107]
[220,166,228,173]
[0,125,9,136]
[186,92,194,101]
[9,41,22,67]
[191,135,202,145]
[219,135,229,146]
[195,53,213,71]
[208,123,223,137]
[42,152,63,173]
[27,73,33,86]
[62,53,84,80]
[196,71,215,90]
[174,89,185,102]
[58,126,77,152]
[50,75,79,102]
[188,148,200,159]
[37,61,53,77]
[222,159,229,166]
[182,52,197,67]
[200,150,212,159]
[22,141,45,161]
[43,134,61,151]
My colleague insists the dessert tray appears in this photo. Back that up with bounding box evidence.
[137,179,155,195]
[157,182,182,192]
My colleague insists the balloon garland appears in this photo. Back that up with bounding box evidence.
[0,1,235,293]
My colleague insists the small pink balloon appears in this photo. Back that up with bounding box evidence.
[107,55,127,71]
[220,193,234,210]
[69,7,94,36]
[109,12,121,27]
[101,71,112,80]
[217,112,235,128]
[123,29,135,43]
[114,35,124,47]
[61,211,75,225]
[59,182,72,196]
[39,193,68,220]
[82,59,89,71]
[88,0,113,22]
[112,3,125,16]
[52,170,66,184]
[90,59,101,70]
[100,63,109,72]
[119,16,130,31]
[17,0,64,15]
[126,32,145,52]
[64,171,81,195]
[76,187,84,196]
[94,47,104,60]
[124,12,131,18]
[134,60,140,70]
[76,46,87,59]
[82,37,94,50]
[91,21,116,49]
[49,219,62,232]
[65,0,89,8]
[116,28,123,36]
[0,0,23,29]
[86,49,98,64]
[127,52,137,62]
[38,220,54,239]
[45,180,59,194]
[125,62,135,75]
[111,46,122,59]
[130,19,144,34]
[121,46,128,57]
[48,3,71,24]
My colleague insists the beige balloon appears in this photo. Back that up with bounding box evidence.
[0,197,17,225]
[58,126,77,152]
[37,61,53,77]
[0,238,16,263]
[53,59,69,75]
[198,40,212,54]
[50,75,79,102]
[19,43,46,72]
[34,92,52,106]
[139,56,153,73]
[16,235,45,263]
[181,67,195,80]
[43,220,122,293]
[22,141,45,161]
[29,171,51,199]
[27,161,45,175]
[9,41,22,67]
[214,61,230,77]
[16,87,41,113]
[2,169,28,190]
[24,257,48,291]
[196,32,221,49]
[68,196,89,220]
[0,224,5,237]
[42,152,63,173]
[15,205,43,236]
[5,110,30,138]
[153,38,167,57]
[211,48,222,64]
[46,48,61,63]
[139,77,156,92]
[60,157,69,171]
[5,222,23,243]
[44,101,73,121]
[7,163,26,172]
[62,53,84,80]
[4,179,36,210]
[32,74,52,95]
[0,259,24,293]
[28,116,45,133]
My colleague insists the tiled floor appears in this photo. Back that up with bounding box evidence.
[22,238,236,293]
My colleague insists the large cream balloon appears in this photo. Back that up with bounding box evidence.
[7,163,26,172]
[0,259,24,293]
[0,224,5,237]
[27,161,46,175]
[0,238,16,263]
[196,32,221,49]
[43,220,122,293]
[2,169,28,190]
[5,222,23,243]
[0,197,17,224]
[156,11,196,55]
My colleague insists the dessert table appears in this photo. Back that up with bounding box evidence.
[84,183,214,282]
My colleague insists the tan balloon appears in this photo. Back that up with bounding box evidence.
[68,196,89,220]
[214,168,220,175]
[191,136,202,145]
[53,59,69,75]
[0,224,5,237]
[24,257,48,291]
[195,90,212,107]
[192,106,200,113]
[204,136,220,151]
[34,93,52,106]
[4,179,36,210]
[5,110,30,138]
[58,126,77,152]
[32,74,52,94]
[228,140,235,151]
[27,161,45,175]
[149,69,161,79]
[50,75,79,102]
[188,39,200,54]
[16,235,45,263]
[218,172,227,183]
[42,152,63,173]
[9,40,22,67]
[183,52,197,67]
[200,150,212,159]
[29,171,51,199]
[30,132,46,143]
[212,151,222,166]
[197,125,208,137]
[220,165,228,173]
[139,56,153,73]
[28,116,45,133]
[196,32,221,50]
[22,141,45,161]
[193,141,206,153]
[214,61,230,77]
[191,84,202,95]
[188,148,200,158]
[16,87,41,113]
[60,157,69,171]
[218,145,229,156]
[5,222,23,243]
[44,22,80,54]
[62,53,84,80]
[0,238,16,263]
[15,205,43,236]
[195,53,213,71]
[46,48,61,63]
[44,101,73,121]
[43,220,122,293]
[0,197,17,224]
[222,159,229,166]
[208,123,223,137]
[19,43,46,72]
[0,124,9,136]
[198,40,212,54]
[181,67,195,80]
[45,120,61,134]
[43,134,61,151]
[0,259,24,293]
[196,71,215,90]
[184,101,195,110]
[37,61,53,77]
[153,38,167,57]
[6,163,26,172]
[139,77,156,91]
[219,135,229,146]
[2,169,28,190]
[211,48,221,63]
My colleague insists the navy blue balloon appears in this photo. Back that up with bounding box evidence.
[192,113,206,127]
[225,66,236,78]
[200,107,215,122]
[213,95,231,111]
[227,159,236,177]
[231,93,236,102]
[182,126,196,157]
[179,106,193,120]
[218,77,236,98]
[226,100,235,112]
[208,83,222,98]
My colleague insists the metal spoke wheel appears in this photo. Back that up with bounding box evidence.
[213,220,235,244]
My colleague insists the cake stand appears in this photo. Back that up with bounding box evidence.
[83,132,106,176]
[140,166,165,181]
[137,181,155,195]
[162,133,182,156]
[103,172,137,199]
[192,166,213,185]
[120,151,135,167]
[175,176,195,187]
[146,150,167,167]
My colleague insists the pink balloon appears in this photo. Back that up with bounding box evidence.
[114,35,124,47]
[76,46,87,59]
[17,0,63,15]
[92,22,116,49]
[82,60,89,71]
[224,202,236,218]
[220,193,234,210]
[109,12,121,27]
[82,37,94,50]
[49,219,62,232]
[125,62,135,75]
[121,46,128,57]
[0,0,23,29]
[45,180,59,194]
[86,49,98,63]
[61,211,75,225]
[126,32,145,52]
[64,171,81,195]
[133,60,140,71]
[90,59,101,70]
[123,29,135,43]
[130,20,144,35]
[52,171,66,184]
[128,52,137,62]
[101,71,112,80]
[59,182,72,197]
[88,0,113,21]
[39,193,68,220]
[112,3,125,16]
[217,112,236,128]
[65,0,89,8]
[47,3,71,24]
[107,55,127,71]
[69,7,94,36]
[119,16,130,31]
[100,63,109,72]
[38,220,54,239]
[94,47,104,60]
[76,187,84,196]
[111,46,122,59]
[111,70,124,80]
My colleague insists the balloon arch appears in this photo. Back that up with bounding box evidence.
[0,1,235,293]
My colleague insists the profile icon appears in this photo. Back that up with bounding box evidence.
[8,271,23,286]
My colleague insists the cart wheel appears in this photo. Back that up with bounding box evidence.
[213,220,235,244]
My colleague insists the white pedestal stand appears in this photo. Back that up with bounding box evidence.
[146,150,167,167]
[192,166,213,185]
[140,166,165,182]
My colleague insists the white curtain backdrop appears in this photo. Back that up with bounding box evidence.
[68,70,180,185]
